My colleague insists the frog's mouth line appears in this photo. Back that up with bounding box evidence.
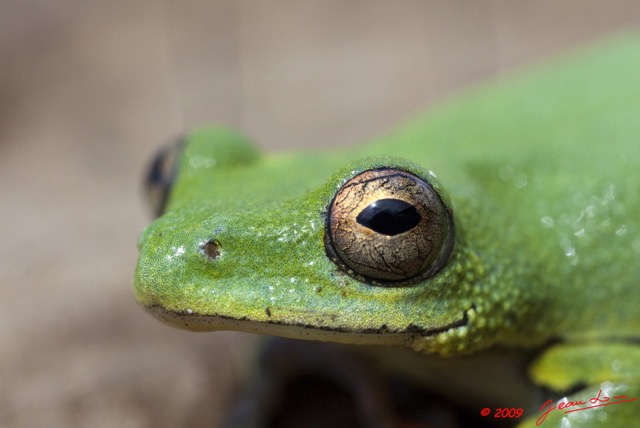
[147,304,472,347]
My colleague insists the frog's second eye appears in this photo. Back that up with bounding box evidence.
[325,168,454,286]
[144,138,183,218]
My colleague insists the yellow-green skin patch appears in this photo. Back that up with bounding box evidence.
[135,35,640,426]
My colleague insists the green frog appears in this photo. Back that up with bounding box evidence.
[134,34,640,427]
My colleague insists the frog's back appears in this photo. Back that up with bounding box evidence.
[365,34,640,341]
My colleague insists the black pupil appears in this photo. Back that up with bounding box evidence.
[356,198,420,236]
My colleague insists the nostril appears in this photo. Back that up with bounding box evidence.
[201,239,222,260]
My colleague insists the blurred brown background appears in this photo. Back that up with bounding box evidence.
[1,1,639,427]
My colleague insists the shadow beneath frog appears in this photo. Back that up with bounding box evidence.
[223,338,516,428]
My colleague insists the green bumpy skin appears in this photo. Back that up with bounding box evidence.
[135,34,640,427]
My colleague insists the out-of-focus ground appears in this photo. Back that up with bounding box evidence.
[1,1,639,427]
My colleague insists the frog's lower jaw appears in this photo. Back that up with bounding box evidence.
[145,304,473,348]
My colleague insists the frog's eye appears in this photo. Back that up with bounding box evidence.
[324,168,454,286]
[144,138,184,218]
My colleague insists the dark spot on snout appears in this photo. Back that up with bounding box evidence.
[201,239,221,260]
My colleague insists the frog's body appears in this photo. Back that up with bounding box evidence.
[135,35,640,427]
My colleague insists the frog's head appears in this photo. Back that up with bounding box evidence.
[134,128,491,356]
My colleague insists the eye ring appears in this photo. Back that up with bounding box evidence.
[324,167,454,286]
